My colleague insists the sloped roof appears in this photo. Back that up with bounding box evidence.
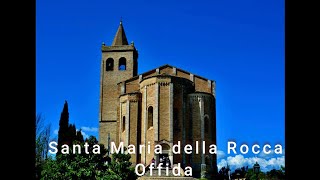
[111,21,129,46]
[119,64,215,84]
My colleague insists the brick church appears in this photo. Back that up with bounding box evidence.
[99,21,217,178]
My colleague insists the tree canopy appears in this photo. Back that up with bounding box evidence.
[38,101,136,179]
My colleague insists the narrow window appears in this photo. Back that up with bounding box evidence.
[148,106,153,129]
[119,57,126,70]
[106,58,114,71]
[122,116,126,132]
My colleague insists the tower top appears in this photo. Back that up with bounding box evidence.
[111,20,128,46]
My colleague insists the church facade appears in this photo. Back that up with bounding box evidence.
[99,21,217,178]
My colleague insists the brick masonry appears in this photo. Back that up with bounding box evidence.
[99,24,217,179]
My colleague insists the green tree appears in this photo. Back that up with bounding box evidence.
[107,150,137,180]
[57,101,84,155]
[245,166,285,180]
[41,136,109,179]
[229,166,248,179]
[76,129,84,143]
[35,113,51,179]
[217,166,230,180]
[41,135,136,180]
[266,167,285,180]
[280,165,285,177]
[67,123,77,143]
[57,100,71,155]
[245,168,254,179]
[258,171,267,179]
[245,168,268,180]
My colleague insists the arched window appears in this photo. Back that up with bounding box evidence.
[122,116,126,132]
[119,57,126,70]
[204,116,209,133]
[106,58,114,71]
[148,106,153,129]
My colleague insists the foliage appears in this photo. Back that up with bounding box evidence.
[265,166,285,180]
[35,113,51,179]
[36,113,51,161]
[41,136,108,179]
[107,150,137,180]
[39,101,136,179]
[245,167,285,180]
[230,166,247,179]
[76,129,84,143]
[57,100,84,155]
[244,168,254,179]
[216,165,230,180]
[57,100,71,155]
[217,165,286,180]
[41,136,136,180]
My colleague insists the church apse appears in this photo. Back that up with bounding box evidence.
[99,21,217,179]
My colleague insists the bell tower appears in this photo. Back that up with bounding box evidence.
[99,21,138,147]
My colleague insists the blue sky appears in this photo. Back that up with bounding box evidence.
[36,0,285,172]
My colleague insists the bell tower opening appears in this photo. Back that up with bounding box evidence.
[106,58,114,71]
[119,57,126,70]
[99,20,139,148]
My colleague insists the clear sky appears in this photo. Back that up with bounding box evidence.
[36,0,285,172]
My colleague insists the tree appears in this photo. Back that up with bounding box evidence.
[76,129,84,143]
[35,113,51,179]
[57,101,84,154]
[41,101,137,179]
[41,136,109,179]
[280,165,285,177]
[107,149,137,180]
[229,166,248,179]
[217,166,230,180]
[57,100,70,155]
[67,123,77,144]
[244,168,256,180]
[266,167,285,180]
[41,135,136,180]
